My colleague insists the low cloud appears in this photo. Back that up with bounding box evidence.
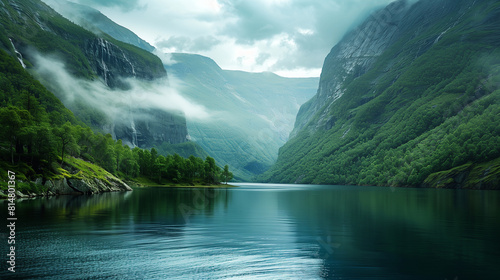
[156,35,221,52]
[71,0,144,12]
[32,52,211,123]
[152,50,177,65]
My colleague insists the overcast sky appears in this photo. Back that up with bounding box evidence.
[65,0,396,77]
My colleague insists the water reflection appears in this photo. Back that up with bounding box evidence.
[272,185,500,279]
[1,185,499,279]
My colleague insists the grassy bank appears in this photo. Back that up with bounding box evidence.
[127,176,238,189]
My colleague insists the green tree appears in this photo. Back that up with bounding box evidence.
[0,107,27,163]
[222,165,233,184]
[115,139,125,173]
[52,121,77,165]
[33,123,56,164]
[204,156,220,184]
[154,155,167,183]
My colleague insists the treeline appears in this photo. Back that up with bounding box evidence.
[0,49,232,185]
[134,148,233,184]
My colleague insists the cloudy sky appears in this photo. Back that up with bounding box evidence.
[65,0,395,77]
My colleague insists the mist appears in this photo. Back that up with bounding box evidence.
[30,50,211,149]
[33,52,210,121]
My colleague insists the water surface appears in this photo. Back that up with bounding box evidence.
[1,184,499,279]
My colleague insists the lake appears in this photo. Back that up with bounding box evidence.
[1,183,499,279]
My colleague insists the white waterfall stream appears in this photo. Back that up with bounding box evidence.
[9,38,26,68]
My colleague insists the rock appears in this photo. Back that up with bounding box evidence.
[84,38,165,88]
[111,108,188,148]
[34,177,43,186]
[51,178,82,195]
[106,177,133,191]
[16,191,28,198]
[291,0,413,138]
[67,179,95,194]
[44,180,54,189]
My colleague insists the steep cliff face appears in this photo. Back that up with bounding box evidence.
[112,109,188,148]
[292,0,411,137]
[84,38,137,88]
[263,0,500,188]
[292,0,473,136]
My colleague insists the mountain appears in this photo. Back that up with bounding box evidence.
[0,0,190,151]
[261,0,500,189]
[42,0,155,52]
[165,53,318,180]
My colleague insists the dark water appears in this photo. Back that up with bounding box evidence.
[1,183,500,279]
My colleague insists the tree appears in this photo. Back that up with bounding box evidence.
[34,123,56,164]
[154,155,167,183]
[222,165,233,184]
[0,107,27,163]
[204,156,220,184]
[115,139,125,173]
[52,121,76,165]
[121,146,139,177]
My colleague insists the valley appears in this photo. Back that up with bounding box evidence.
[1,0,499,279]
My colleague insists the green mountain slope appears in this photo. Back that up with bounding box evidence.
[261,0,500,189]
[165,53,318,180]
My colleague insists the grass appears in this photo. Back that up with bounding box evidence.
[0,157,128,199]
[423,158,500,189]
[62,157,113,184]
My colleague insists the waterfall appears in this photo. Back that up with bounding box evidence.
[97,38,110,85]
[9,38,26,68]
[122,53,136,76]
[130,119,138,148]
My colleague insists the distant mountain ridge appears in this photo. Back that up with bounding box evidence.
[261,0,500,188]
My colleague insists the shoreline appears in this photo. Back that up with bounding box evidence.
[128,182,238,189]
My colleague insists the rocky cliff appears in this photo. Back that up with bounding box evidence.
[83,37,160,88]
[262,0,500,188]
[112,108,188,148]
[291,0,411,137]
[292,0,473,137]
